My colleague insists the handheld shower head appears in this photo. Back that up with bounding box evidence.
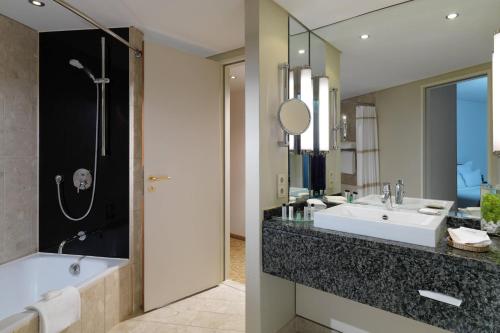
[69,59,84,69]
[69,59,96,82]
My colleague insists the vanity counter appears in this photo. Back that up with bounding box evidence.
[262,217,500,332]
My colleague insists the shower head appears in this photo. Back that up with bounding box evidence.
[69,59,84,69]
[69,59,96,82]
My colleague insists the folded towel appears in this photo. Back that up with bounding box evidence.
[307,198,327,209]
[324,196,347,204]
[418,208,441,215]
[448,227,491,246]
[26,287,81,333]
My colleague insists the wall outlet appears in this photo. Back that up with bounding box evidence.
[328,171,335,188]
[277,173,287,198]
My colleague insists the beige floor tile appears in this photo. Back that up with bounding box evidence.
[229,238,245,284]
[109,320,217,333]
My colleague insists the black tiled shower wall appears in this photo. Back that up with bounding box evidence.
[39,28,129,258]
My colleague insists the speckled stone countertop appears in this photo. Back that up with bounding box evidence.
[264,217,500,273]
[262,214,500,332]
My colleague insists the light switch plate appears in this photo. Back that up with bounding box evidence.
[328,171,335,187]
[277,173,287,198]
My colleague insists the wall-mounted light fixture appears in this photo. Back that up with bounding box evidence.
[300,67,314,151]
[494,31,500,155]
[341,115,348,141]
[316,77,330,152]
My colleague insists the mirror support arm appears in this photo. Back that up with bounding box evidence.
[278,63,290,147]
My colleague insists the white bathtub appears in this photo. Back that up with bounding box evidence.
[0,253,128,326]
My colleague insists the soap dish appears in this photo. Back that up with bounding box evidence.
[447,237,490,253]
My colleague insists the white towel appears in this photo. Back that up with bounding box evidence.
[307,198,327,209]
[448,227,491,246]
[26,287,81,333]
[341,150,356,174]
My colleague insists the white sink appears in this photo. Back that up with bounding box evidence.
[313,203,448,247]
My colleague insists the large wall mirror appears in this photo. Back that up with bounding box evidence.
[288,17,341,203]
[286,0,500,208]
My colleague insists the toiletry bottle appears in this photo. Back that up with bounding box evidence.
[282,204,287,220]
[288,205,294,221]
[353,191,358,201]
[311,204,315,220]
[344,189,351,200]
[296,211,302,221]
[303,205,309,221]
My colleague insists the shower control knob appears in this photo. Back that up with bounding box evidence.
[55,175,63,184]
[73,169,92,194]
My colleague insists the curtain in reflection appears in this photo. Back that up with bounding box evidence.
[356,105,380,196]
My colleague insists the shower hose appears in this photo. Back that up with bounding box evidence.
[55,84,99,221]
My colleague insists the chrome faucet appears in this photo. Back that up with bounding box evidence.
[381,182,393,210]
[57,231,87,254]
[395,179,405,205]
[58,240,67,254]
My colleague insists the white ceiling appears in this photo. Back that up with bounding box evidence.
[278,0,500,98]
[275,0,410,30]
[0,0,244,57]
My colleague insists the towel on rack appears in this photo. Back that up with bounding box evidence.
[341,150,356,174]
[26,286,81,333]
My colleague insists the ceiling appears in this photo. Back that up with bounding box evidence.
[0,0,244,57]
[275,0,410,30]
[276,0,500,99]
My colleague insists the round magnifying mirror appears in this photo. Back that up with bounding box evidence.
[278,98,311,135]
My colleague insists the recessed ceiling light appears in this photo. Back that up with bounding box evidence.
[298,49,306,54]
[230,75,237,80]
[360,34,370,40]
[446,12,459,20]
[29,0,45,6]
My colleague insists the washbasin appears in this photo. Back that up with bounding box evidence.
[313,203,448,247]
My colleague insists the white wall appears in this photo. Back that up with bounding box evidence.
[245,0,296,331]
[230,88,245,237]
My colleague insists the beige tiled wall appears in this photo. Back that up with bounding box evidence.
[11,264,133,333]
[129,27,144,313]
[0,15,38,264]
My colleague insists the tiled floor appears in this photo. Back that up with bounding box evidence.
[229,237,245,284]
[109,281,246,332]
[109,238,333,332]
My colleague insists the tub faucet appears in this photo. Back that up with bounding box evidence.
[58,231,87,254]
[381,182,393,210]
[58,240,67,254]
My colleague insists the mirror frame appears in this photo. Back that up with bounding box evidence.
[277,98,311,136]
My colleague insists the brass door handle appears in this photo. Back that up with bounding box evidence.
[148,176,172,182]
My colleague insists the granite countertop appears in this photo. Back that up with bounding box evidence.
[263,217,500,274]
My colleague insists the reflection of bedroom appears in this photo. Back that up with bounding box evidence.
[457,76,488,208]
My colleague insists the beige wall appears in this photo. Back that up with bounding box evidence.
[230,89,245,237]
[245,0,296,331]
[0,15,38,264]
[129,27,145,312]
[345,63,494,197]
[325,42,342,194]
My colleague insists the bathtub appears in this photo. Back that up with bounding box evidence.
[0,253,130,333]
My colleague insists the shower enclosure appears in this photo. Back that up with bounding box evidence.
[39,29,130,258]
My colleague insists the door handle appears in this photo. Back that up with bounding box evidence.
[148,176,172,182]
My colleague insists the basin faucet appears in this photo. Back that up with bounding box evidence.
[395,179,405,205]
[381,182,393,210]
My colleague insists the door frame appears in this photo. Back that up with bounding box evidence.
[223,59,245,280]
[420,69,492,197]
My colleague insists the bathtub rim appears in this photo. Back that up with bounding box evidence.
[0,252,130,333]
